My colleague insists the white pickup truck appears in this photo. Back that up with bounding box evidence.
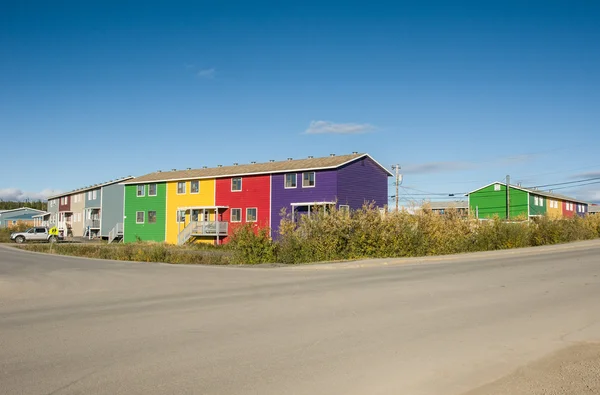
[10,227,62,244]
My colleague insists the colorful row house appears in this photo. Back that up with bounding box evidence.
[468,182,589,220]
[122,153,392,244]
[47,177,133,241]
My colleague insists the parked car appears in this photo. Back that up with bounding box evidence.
[10,227,63,244]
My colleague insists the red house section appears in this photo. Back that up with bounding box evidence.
[562,201,575,218]
[58,195,71,212]
[215,174,271,241]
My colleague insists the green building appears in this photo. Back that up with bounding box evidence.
[467,182,589,220]
[123,182,167,243]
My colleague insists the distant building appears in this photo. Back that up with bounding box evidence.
[0,207,46,228]
[418,201,468,216]
[589,205,600,215]
[467,182,589,219]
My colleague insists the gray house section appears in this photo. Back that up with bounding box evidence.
[85,187,102,208]
[47,199,59,226]
[100,182,126,237]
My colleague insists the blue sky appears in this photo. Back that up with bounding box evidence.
[1,1,599,204]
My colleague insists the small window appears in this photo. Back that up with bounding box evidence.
[231,177,242,192]
[148,183,157,196]
[231,208,241,222]
[246,208,257,222]
[190,180,199,194]
[534,196,539,206]
[148,211,157,223]
[136,211,144,224]
[87,191,92,200]
[540,197,543,207]
[177,182,186,194]
[494,184,501,191]
[302,172,315,187]
[137,185,145,197]
[285,173,297,188]
[339,205,350,216]
[92,190,97,200]
[176,210,186,223]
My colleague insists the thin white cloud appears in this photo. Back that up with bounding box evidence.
[0,188,60,202]
[196,68,216,79]
[402,161,476,175]
[304,120,376,135]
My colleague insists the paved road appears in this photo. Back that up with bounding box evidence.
[1,241,599,395]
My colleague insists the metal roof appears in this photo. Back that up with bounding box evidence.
[48,176,135,199]
[122,153,393,185]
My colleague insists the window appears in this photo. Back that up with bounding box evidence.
[494,184,501,191]
[92,190,97,200]
[88,191,92,200]
[339,205,350,216]
[190,180,199,194]
[231,177,242,191]
[148,211,157,223]
[246,208,257,222]
[534,196,539,206]
[136,211,144,224]
[148,183,157,196]
[540,197,543,207]
[177,182,186,194]
[137,185,145,197]
[302,172,315,187]
[176,210,186,223]
[231,208,241,222]
[285,173,297,188]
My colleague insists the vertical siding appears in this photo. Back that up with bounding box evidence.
[165,179,216,244]
[337,157,389,210]
[123,183,167,243]
[101,183,126,237]
[469,184,528,219]
[84,188,102,208]
[528,194,547,217]
[216,175,271,241]
[270,169,338,236]
[58,195,71,212]
[70,193,86,236]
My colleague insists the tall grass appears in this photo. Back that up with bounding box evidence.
[0,223,31,243]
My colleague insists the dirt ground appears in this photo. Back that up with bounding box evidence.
[463,342,600,395]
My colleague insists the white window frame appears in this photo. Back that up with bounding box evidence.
[148,183,157,196]
[148,210,157,223]
[339,205,350,216]
[136,211,145,224]
[92,190,97,200]
[190,180,200,194]
[88,191,92,200]
[231,177,242,192]
[534,196,539,206]
[494,184,501,191]
[285,173,297,189]
[177,181,186,195]
[231,208,242,222]
[176,210,186,223]
[137,185,145,197]
[246,208,257,222]
[302,172,316,188]
[540,197,543,207]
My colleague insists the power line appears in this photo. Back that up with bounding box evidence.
[525,177,600,189]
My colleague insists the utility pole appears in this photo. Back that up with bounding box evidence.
[392,164,402,212]
[506,175,510,220]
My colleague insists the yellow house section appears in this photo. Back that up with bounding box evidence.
[546,198,562,219]
[166,179,216,244]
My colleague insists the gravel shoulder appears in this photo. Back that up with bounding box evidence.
[463,342,600,395]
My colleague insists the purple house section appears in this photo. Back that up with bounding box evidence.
[269,156,391,237]
[270,169,338,236]
[337,156,389,210]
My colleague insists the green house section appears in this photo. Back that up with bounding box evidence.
[469,184,529,219]
[124,183,167,243]
[528,194,547,216]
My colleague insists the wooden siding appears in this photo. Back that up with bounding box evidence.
[469,184,528,219]
[123,183,167,243]
[166,179,216,244]
[562,201,576,218]
[58,195,71,212]
[546,198,562,219]
[270,169,338,236]
[528,194,547,217]
[216,175,271,241]
[337,156,389,210]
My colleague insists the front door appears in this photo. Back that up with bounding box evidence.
[191,209,200,222]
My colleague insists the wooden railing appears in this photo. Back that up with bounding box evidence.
[177,221,228,245]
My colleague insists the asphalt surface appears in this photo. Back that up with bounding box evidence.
[1,241,599,395]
